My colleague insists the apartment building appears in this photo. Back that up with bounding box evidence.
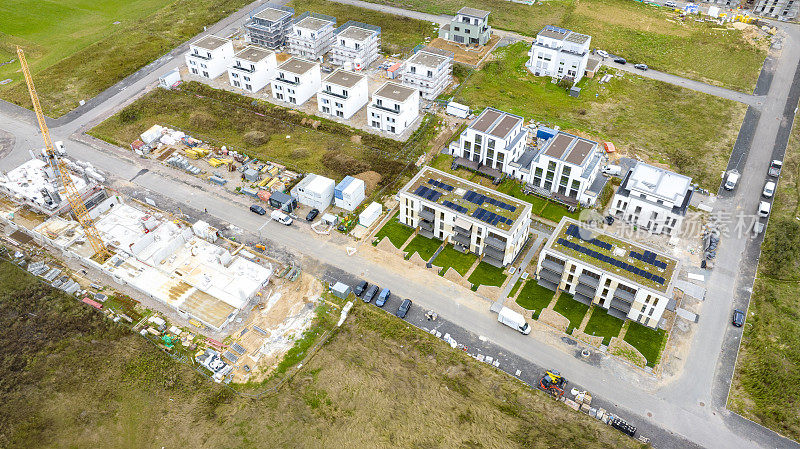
[367,82,419,135]
[271,57,321,106]
[611,162,693,236]
[287,12,336,61]
[228,46,277,93]
[448,108,528,175]
[398,166,532,267]
[527,25,591,83]
[438,7,492,46]
[185,36,234,80]
[400,47,453,100]
[537,217,679,328]
[520,131,604,207]
[317,69,368,119]
[751,0,799,19]
[330,21,381,68]
[244,4,294,49]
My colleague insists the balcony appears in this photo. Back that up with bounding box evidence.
[454,223,471,234]
[606,306,628,320]
[189,52,212,61]
[230,64,255,73]
[482,244,504,260]
[371,103,401,114]
[575,283,597,298]
[419,228,435,239]
[537,277,558,292]
[541,258,565,274]
[420,209,435,222]
[613,288,635,303]
[609,298,632,314]
[573,291,593,306]
[485,235,506,250]
[452,232,471,246]
[482,252,504,268]
[321,89,348,99]
[538,267,562,284]
[274,76,299,85]
[578,273,600,289]
[419,220,433,232]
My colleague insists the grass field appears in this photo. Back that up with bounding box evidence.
[468,261,507,290]
[583,307,624,346]
[516,281,556,319]
[508,279,523,298]
[373,212,415,247]
[553,293,590,334]
[433,244,478,276]
[0,259,644,449]
[453,43,747,188]
[623,322,666,368]
[288,0,436,55]
[729,111,800,439]
[360,0,765,91]
[403,234,442,261]
[0,0,253,117]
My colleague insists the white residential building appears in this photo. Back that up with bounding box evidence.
[330,21,381,68]
[244,4,294,49]
[751,0,799,19]
[398,166,532,267]
[317,69,368,119]
[400,47,453,100]
[536,217,679,328]
[448,108,528,175]
[610,162,693,236]
[228,46,277,93]
[287,12,336,61]
[185,35,234,80]
[367,82,420,135]
[438,7,492,46]
[527,25,591,83]
[271,57,321,106]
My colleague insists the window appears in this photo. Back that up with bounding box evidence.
[233,80,240,87]
[355,43,360,50]
[322,106,330,113]
[389,126,396,133]
[250,64,255,71]
[244,76,250,82]
[202,71,209,77]
[427,70,433,78]
[245,84,252,91]
[232,73,239,78]
[411,66,416,74]
[371,121,380,127]
[377,99,383,106]
[342,89,348,96]
[294,76,299,83]
[322,98,329,104]
[191,68,198,75]
[335,102,343,108]
[289,97,297,104]
[336,111,344,118]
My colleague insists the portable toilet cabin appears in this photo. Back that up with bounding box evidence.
[334,176,365,211]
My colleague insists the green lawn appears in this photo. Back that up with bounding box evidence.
[516,282,556,320]
[454,43,747,188]
[433,245,477,276]
[623,322,666,368]
[373,212,415,248]
[403,234,442,261]
[468,262,507,290]
[552,294,590,334]
[583,307,624,346]
[288,0,436,55]
[0,0,253,117]
[508,279,523,298]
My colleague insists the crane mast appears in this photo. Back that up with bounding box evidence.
[16,46,110,258]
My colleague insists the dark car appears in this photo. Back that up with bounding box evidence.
[768,160,783,177]
[250,204,266,215]
[306,208,319,221]
[614,57,627,65]
[363,285,379,303]
[375,288,391,307]
[732,309,745,327]
[396,299,412,318]
[353,280,368,297]
[634,63,648,71]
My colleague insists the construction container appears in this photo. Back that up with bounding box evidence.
[330,282,352,299]
[209,176,227,186]
[359,202,382,227]
[269,191,297,212]
[334,176,365,211]
[241,187,259,197]
[291,174,335,211]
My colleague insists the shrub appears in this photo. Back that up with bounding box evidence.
[119,106,139,124]
[243,130,269,147]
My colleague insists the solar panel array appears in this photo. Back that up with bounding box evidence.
[414,185,441,202]
[442,200,468,214]
[427,178,454,192]
[472,207,513,227]
[557,237,666,286]
[463,190,517,212]
[629,250,668,270]
[565,224,612,251]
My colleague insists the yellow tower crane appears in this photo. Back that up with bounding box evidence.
[17,47,110,259]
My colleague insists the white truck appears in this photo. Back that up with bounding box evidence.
[270,209,293,226]
[497,306,531,335]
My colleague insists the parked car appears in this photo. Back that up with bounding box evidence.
[270,209,293,225]
[724,170,740,190]
[306,208,319,221]
[665,1,677,8]
[250,204,266,215]
[763,181,776,198]
[363,285,379,303]
[396,299,413,318]
[634,63,648,71]
[758,201,771,218]
[353,280,368,297]
[768,160,783,177]
[752,220,765,238]
[376,288,391,307]
[614,57,627,65]
[596,49,610,58]
[732,309,745,327]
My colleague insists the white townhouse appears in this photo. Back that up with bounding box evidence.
[610,162,693,236]
[330,21,381,68]
[271,57,321,106]
[527,25,591,83]
[185,35,234,80]
[367,82,420,135]
[317,69,368,119]
[400,47,453,100]
[448,107,528,175]
[287,12,336,61]
[228,46,277,93]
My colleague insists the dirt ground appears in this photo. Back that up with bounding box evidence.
[427,35,501,66]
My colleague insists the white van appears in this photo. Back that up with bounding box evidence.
[270,209,293,226]
[724,170,740,190]
[601,165,622,176]
[497,307,531,335]
[53,140,66,156]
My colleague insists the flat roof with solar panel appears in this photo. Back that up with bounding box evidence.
[545,217,678,293]
[399,166,530,232]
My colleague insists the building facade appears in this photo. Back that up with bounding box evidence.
[244,4,294,49]
[367,82,419,135]
[536,217,678,328]
[398,166,532,267]
[438,7,492,46]
[287,12,336,61]
[271,57,321,106]
[317,69,369,119]
[185,36,234,80]
[400,47,453,100]
[330,21,381,68]
[228,46,277,93]
[751,0,798,19]
[527,25,591,83]
[448,107,528,174]
[611,162,693,236]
